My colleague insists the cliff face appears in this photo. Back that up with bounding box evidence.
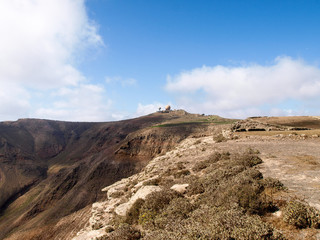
[0,112,216,239]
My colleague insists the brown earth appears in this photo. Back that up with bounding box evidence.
[253,116,320,129]
[0,111,228,239]
[71,115,320,240]
[1,114,320,239]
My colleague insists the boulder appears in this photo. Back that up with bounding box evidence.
[170,184,189,194]
[115,185,161,216]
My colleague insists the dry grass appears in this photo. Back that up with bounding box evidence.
[291,155,319,166]
[237,129,320,137]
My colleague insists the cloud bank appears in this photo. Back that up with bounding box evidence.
[134,102,173,117]
[0,0,110,121]
[166,57,320,118]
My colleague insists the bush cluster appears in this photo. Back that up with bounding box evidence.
[106,224,141,240]
[262,177,286,190]
[138,189,182,228]
[111,150,287,239]
[143,206,285,240]
[283,201,320,228]
[213,133,227,143]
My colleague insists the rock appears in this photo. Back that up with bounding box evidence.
[231,119,285,132]
[102,180,128,200]
[222,130,232,139]
[272,210,282,218]
[115,185,161,216]
[170,184,189,194]
[300,134,307,139]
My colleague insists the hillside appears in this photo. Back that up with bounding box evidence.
[1,114,320,239]
[0,110,231,239]
[70,116,320,240]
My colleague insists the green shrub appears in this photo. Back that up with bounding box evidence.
[283,201,320,228]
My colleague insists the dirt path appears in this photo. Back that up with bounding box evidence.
[216,137,320,210]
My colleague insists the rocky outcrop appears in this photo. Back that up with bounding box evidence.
[170,183,189,194]
[0,112,216,240]
[115,185,162,216]
[114,125,212,160]
[231,119,285,132]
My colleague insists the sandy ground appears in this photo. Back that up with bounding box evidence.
[215,136,320,210]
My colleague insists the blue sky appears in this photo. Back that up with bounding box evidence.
[1,0,320,121]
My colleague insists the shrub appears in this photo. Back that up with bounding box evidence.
[125,198,145,224]
[246,147,260,154]
[107,224,141,240]
[235,153,263,167]
[173,169,191,178]
[185,175,205,196]
[176,161,185,170]
[105,226,114,233]
[92,222,103,230]
[138,189,182,228]
[208,152,222,162]
[184,206,284,240]
[213,133,227,143]
[154,198,194,229]
[192,160,210,172]
[186,179,205,196]
[235,183,271,214]
[262,177,286,191]
[283,201,320,228]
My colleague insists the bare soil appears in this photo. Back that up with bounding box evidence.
[255,116,320,129]
[217,135,320,210]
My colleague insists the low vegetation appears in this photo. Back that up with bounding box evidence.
[283,200,320,228]
[103,150,318,239]
[152,116,237,128]
[213,133,227,142]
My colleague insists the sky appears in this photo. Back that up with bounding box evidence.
[1,0,320,121]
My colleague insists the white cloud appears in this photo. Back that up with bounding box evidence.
[0,0,108,121]
[166,57,320,118]
[105,76,137,87]
[34,84,112,121]
[134,102,173,117]
[0,82,30,121]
